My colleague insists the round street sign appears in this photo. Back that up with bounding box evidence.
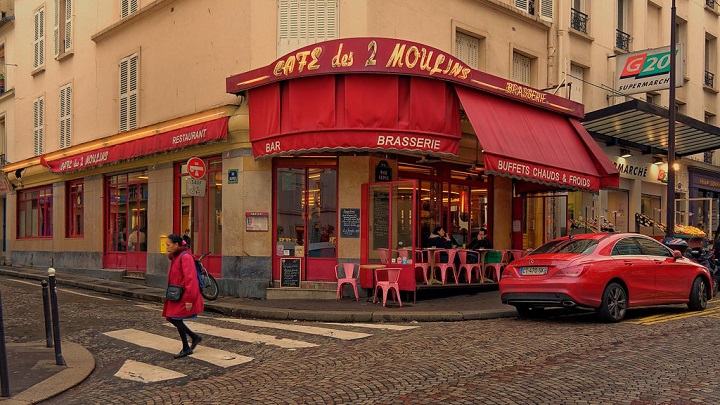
[187,157,206,179]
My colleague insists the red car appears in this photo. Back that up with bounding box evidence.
[500,233,713,322]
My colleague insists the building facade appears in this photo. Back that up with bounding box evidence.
[0,0,717,298]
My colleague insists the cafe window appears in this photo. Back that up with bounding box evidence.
[18,185,53,239]
[67,179,84,237]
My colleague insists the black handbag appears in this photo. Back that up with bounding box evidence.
[166,285,184,302]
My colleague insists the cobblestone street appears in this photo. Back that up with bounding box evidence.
[2,276,718,404]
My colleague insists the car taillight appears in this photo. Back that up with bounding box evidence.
[553,265,588,277]
[501,266,516,279]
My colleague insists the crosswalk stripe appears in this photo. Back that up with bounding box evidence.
[5,279,113,300]
[114,360,186,383]
[165,322,318,349]
[219,319,372,340]
[626,305,720,325]
[325,322,419,331]
[103,329,253,368]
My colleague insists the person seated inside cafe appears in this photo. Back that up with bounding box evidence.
[466,228,492,263]
[426,226,460,265]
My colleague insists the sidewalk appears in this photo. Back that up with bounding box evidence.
[0,266,518,323]
[0,265,517,403]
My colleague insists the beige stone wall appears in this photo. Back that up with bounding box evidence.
[337,156,370,260]
[492,175,513,249]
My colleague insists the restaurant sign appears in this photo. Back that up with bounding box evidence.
[226,37,581,117]
[41,117,228,174]
[484,156,598,191]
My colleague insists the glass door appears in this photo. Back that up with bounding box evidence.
[104,171,148,271]
[274,166,338,283]
[176,157,223,277]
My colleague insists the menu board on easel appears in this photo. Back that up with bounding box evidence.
[280,258,302,288]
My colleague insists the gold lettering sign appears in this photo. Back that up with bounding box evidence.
[699,178,720,188]
[505,83,547,103]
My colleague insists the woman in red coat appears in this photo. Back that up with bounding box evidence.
[162,233,204,358]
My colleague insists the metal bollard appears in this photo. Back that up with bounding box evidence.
[0,290,10,397]
[41,280,53,348]
[47,268,65,366]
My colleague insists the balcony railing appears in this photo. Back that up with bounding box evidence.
[706,71,715,88]
[707,0,716,9]
[616,29,631,52]
[571,8,588,33]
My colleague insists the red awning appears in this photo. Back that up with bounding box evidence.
[455,85,618,192]
[249,75,461,158]
[41,117,228,174]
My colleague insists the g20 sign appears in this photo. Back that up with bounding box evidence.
[615,44,684,95]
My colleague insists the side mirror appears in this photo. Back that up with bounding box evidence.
[673,250,682,260]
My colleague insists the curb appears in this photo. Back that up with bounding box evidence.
[0,267,518,323]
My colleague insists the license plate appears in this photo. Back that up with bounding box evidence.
[521,266,548,275]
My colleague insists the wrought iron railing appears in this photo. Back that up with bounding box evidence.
[571,8,588,33]
[707,0,716,9]
[706,70,715,88]
[616,29,631,51]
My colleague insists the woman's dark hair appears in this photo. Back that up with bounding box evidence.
[433,226,443,234]
[167,233,184,245]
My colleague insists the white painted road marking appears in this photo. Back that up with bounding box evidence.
[103,329,253,368]
[5,278,113,300]
[165,322,318,349]
[220,319,372,340]
[114,360,186,383]
[325,322,419,331]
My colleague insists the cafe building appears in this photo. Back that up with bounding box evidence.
[225,37,620,292]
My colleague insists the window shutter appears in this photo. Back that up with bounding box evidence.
[515,0,530,13]
[540,0,554,21]
[278,0,338,56]
[54,0,60,57]
[64,0,72,52]
[119,54,139,132]
[119,58,129,132]
[34,97,44,156]
[455,32,479,69]
[121,0,137,19]
[128,54,138,130]
[570,64,584,103]
[513,53,532,85]
[34,8,45,68]
[60,84,72,148]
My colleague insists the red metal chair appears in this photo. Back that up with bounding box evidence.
[484,250,511,283]
[373,267,402,307]
[457,249,481,283]
[335,263,359,301]
[433,249,459,284]
[377,248,390,265]
[414,250,431,285]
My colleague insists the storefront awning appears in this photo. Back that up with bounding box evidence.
[582,99,720,157]
[455,85,619,192]
[39,117,228,174]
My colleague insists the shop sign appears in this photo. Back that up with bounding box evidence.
[40,117,228,174]
[375,160,392,182]
[228,169,239,184]
[187,157,206,179]
[226,38,581,117]
[485,156,598,191]
[185,178,206,197]
[615,45,684,95]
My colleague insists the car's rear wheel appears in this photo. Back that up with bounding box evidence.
[688,276,709,311]
[515,304,544,318]
[597,282,627,322]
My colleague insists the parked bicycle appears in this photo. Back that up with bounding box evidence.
[196,251,219,300]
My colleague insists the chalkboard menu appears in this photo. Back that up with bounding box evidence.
[372,191,389,249]
[340,208,361,238]
[280,258,302,287]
